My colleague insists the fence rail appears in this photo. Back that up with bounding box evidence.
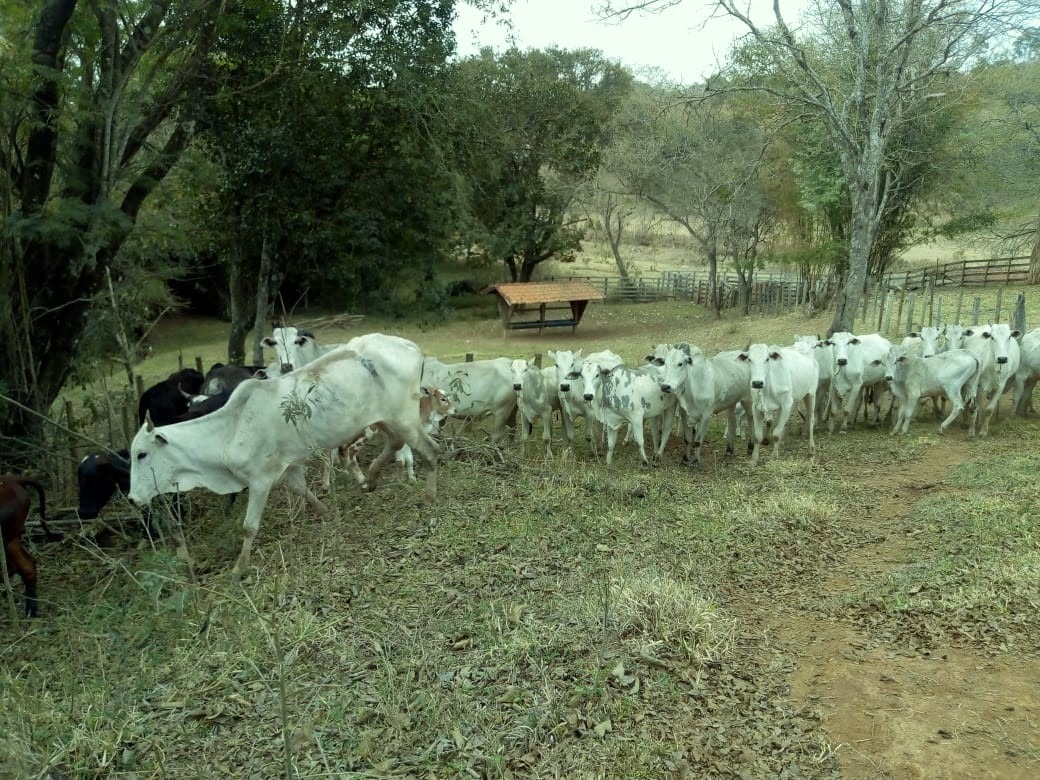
[547,255,1033,311]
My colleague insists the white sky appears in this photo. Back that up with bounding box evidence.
[452,1,803,85]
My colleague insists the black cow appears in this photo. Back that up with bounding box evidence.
[76,449,131,520]
[138,368,205,426]
[198,363,262,397]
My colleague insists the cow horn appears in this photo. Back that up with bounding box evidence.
[145,409,155,432]
[178,383,193,400]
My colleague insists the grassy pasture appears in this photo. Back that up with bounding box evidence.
[4,293,1040,778]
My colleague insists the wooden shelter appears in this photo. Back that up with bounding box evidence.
[483,281,605,333]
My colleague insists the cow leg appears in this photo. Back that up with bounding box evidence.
[5,541,38,617]
[281,464,328,513]
[749,410,763,466]
[561,409,576,445]
[541,414,553,458]
[234,482,275,577]
[804,394,816,456]
[938,388,963,433]
[604,424,620,465]
[771,400,794,459]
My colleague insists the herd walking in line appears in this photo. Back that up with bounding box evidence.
[4,321,1040,618]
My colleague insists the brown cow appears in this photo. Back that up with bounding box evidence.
[1,474,60,617]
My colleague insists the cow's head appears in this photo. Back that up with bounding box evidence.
[551,350,582,393]
[883,345,910,383]
[740,344,778,390]
[77,450,131,519]
[659,345,695,394]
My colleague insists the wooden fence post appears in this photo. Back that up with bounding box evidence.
[135,374,144,398]
[894,288,906,336]
[934,295,943,326]
[905,293,917,334]
[994,288,1003,324]
[971,296,981,325]
[195,356,204,374]
[466,353,474,363]
[1012,293,1026,332]
[954,289,965,324]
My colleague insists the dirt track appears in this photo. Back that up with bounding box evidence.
[737,439,1040,778]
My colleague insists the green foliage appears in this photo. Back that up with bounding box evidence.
[448,48,633,281]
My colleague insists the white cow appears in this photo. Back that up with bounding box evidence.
[421,357,517,444]
[902,326,944,357]
[547,349,623,449]
[510,358,556,456]
[128,336,439,576]
[1012,328,1040,417]
[793,335,833,424]
[942,323,967,350]
[658,345,751,465]
[882,345,980,435]
[963,323,1021,437]
[580,360,676,466]
[262,326,339,374]
[739,344,818,466]
[823,332,892,433]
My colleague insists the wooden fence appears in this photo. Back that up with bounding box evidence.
[546,255,1033,314]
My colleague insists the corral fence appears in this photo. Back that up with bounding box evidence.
[38,353,207,520]
[547,255,1031,309]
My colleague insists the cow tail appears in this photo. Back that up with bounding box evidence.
[19,477,61,541]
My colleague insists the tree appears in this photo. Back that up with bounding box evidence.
[449,47,633,282]
[192,0,457,365]
[710,0,1026,335]
[1,0,223,452]
[604,87,773,314]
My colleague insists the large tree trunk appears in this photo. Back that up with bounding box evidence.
[226,245,254,366]
[829,164,880,336]
[1028,204,1040,285]
[251,235,274,366]
[706,240,721,317]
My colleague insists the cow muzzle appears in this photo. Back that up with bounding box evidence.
[660,384,672,393]
[837,358,848,367]
[751,380,764,390]
[513,383,522,392]
[997,356,1008,364]
[559,383,570,393]
[583,393,594,402]
[280,363,293,373]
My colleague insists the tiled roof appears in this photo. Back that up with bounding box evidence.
[482,281,605,306]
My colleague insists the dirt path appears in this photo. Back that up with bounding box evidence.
[745,441,1040,778]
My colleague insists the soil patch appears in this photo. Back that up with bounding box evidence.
[741,439,1040,778]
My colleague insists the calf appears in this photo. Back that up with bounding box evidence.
[963,323,1021,437]
[581,361,676,467]
[1,475,60,617]
[138,368,205,426]
[883,345,980,435]
[739,344,818,466]
[548,349,622,450]
[340,387,455,487]
[511,358,556,457]
[421,357,516,444]
[1012,328,1040,417]
[902,326,944,358]
[77,449,131,519]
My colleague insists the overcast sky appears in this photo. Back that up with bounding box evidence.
[452,1,801,84]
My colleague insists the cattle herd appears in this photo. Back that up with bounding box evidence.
[3,322,1040,618]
